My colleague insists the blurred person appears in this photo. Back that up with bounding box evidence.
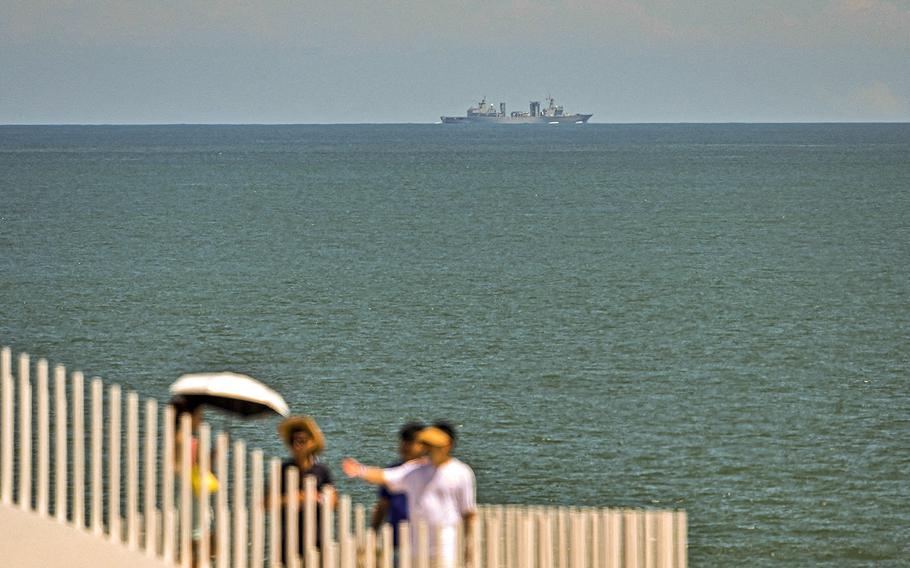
[343,422,476,568]
[270,415,337,565]
[370,422,425,549]
[170,395,217,567]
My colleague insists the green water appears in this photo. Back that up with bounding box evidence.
[1,124,908,565]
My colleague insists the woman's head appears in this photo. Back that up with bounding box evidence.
[278,416,325,457]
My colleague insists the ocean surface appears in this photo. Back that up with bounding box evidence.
[1,123,908,565]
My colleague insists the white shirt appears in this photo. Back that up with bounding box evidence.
[383,457,476,528]
[383,457,476,565]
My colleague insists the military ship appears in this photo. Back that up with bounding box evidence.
[441,96,592,124]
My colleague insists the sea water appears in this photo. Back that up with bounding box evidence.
[1,123,908,565]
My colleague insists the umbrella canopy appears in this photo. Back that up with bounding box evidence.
[169,372,290,418]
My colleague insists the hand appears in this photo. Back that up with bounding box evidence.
[341,457,364,478]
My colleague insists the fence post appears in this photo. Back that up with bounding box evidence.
[198,423,212,568]
[675,512,686,568]
[179,412,193,568]
[623,510,641,568]
[399,522,412,568]
[380,523,393,568]
[0,347,12,506]
[251,450,264,568]
[304,474,317,563]
[321,485,335,568]
[163,405,176,563]
[603,510,621,568]
[234,439,249,568]
[538,508,552,568]
[485,509,500,568]
[127,391,140,549]
[285,466,300,568]
[339,495,352,568]
[90,378,103,535]
[269,458,281,568]
[109,384,122,542]
[19,353,32,511]
[37,359,49,517]
[54,365,68,523]
[215,432,230,568]
[364,527,376,568]
[145,398,159,557]
[72,371,85,529]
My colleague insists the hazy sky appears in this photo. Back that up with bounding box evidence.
[2,0,908,123]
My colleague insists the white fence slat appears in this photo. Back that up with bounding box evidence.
[675,512,686,568]
[603,510,620,568]
[381,522,393,568]
[179,412,192,568]
[355,503,365,556]
[72,371,85,529]
[590,511,600,568]
[321,485,335,568]
[538,509,553,568]
[163,405,176,563]
[37,359,49,517]
[399,522,412,568]
[54,365,68,523]
[416,520,429,568]
[285,466,300,568]
[557,508,568,568]
[304,474,317,561]
[505,507,516,568]
[198,423,212,568]
[268,458,281,568]
[216,432,230,568]
[109,384,122,542]
[658,512,673,568]
[90,378,103,535]
[251,450,264,568]
[0,347,12,505]
[644,511,656,568]
[127,392,140,549]
[364,526,376,568]
[485,511,500,568]
[517,510,530,568]
[339,495,352,568]
[234,439,248,568]
[144,398,158,557]
[454,514,464,568]
[570,511,585,568]
[623,510,640,568]
[19,353,31,511]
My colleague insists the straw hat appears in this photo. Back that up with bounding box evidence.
[416,426,451,448]
[278,415,325,454]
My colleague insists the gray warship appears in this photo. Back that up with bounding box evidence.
[441,96,592,124]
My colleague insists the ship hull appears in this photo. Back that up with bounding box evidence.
[441,114,592,124]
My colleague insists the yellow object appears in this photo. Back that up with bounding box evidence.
[191,467,219,494]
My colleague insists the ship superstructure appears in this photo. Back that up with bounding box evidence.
[442,96,592,124]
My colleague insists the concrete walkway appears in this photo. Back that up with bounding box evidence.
[0,504,173,567]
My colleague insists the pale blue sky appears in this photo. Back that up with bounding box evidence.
[2,0,908,123]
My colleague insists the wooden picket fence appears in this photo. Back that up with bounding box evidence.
[0,347,687,567]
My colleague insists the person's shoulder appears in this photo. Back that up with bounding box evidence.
[447,458,475,477]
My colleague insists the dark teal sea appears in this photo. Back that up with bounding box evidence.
[1,124,908,565]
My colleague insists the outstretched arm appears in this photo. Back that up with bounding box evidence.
[341,457,387,485]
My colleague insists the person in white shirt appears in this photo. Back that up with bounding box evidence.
[342,423,477,568]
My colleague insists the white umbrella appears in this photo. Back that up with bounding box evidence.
[169,372,290,418]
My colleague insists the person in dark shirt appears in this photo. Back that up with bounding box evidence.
[370,422,425,548]
[272,415,336,564]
